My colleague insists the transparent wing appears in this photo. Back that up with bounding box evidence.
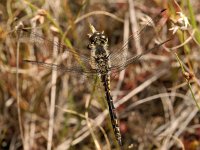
[109,38,172,73]
[109,9,167,71]
[15,28,98,74]
[23,60,98,74]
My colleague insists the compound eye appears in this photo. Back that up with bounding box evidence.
[90,36,97,44]
[101,35,108,43]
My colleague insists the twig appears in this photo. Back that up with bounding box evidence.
[75,11,124,24]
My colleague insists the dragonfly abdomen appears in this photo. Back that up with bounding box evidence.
[101,75,122,146]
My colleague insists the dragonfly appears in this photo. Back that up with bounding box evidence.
[15,9,171,146]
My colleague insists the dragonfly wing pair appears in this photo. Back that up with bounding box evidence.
[18,9,168,75]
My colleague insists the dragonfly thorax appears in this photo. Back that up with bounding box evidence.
[94,53,110,75]
[88,30,110,75]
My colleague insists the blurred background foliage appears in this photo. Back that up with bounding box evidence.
[0,0,200,150]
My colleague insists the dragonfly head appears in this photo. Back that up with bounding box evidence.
[87,28,108,50]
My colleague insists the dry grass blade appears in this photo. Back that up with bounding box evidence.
[115,67,169,107]
[75,11,124,24]
[85,97,101,150]
[55,106,111,150]
[16,30,25,149]
[47,36,58,150]
[129,0,142,54]
[113,12,129,100]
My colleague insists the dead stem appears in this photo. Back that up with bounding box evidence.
[47,36,58,150]
[16,30,25,149]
